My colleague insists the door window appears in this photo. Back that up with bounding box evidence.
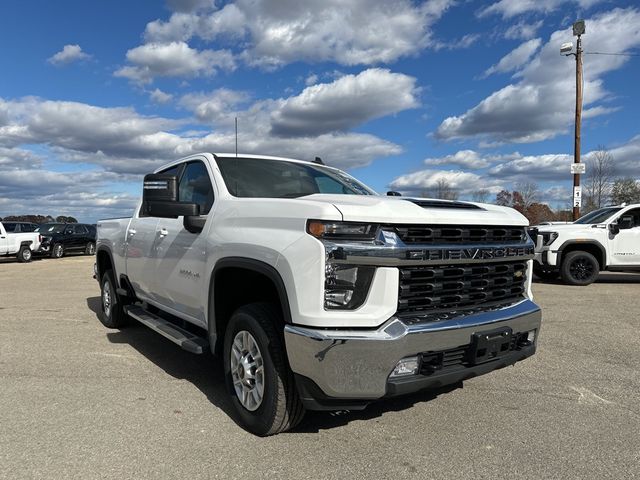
[178,162,214,215]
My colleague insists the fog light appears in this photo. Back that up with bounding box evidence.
[527,330,536,343]
[390,357,419,378]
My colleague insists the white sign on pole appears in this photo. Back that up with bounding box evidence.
[573,186,582,207]
[571,163,586,174]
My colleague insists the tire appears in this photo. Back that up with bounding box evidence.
[85,242,96,255]
[99,269,127,328]
[51,243,64,259]
[223,303,304,436]
[533,263,559,281]
[17,246,33,263]
[560,251,599,286]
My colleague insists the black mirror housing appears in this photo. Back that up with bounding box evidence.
[141,173,200,218]
[619,215,634,230]
[609,223,620,235]
[387,191,402,196]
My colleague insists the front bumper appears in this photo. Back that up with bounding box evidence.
[284,299,541,410]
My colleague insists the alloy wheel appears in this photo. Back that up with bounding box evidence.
[230,330,265,412]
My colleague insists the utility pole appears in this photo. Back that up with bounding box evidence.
[573,28,583,220]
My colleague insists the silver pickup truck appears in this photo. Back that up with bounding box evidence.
[96,153,542,436]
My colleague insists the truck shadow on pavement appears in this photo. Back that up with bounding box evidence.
[86,295,463,433]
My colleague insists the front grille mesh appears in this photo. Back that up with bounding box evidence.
[398,261,527,313]
[392,225,525,245]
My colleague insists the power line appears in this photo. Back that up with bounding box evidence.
[584,51,640,57]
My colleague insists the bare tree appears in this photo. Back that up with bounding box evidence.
[431,178,459,200]
[514,182,539,210]
[584,146,615,210]
[472,189,490,203]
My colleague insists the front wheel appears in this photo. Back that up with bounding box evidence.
[51,243,64,259]
[561,251,599,286]
[99,269,127,328]
[17,246,33,263]
[85,242,96,255]
[223,303,304,436]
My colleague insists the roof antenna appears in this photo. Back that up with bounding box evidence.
[313,156,324,165]
[235,117,238,158]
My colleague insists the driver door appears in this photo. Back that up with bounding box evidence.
[152,160,215,327]
[609,208,640,266]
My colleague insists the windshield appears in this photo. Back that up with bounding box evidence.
[216,157,376,198]
[36,224,65,233]
[574,207,623,224]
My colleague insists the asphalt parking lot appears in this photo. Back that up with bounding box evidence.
[1,256,639,480]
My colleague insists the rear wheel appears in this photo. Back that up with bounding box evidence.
[17,246,32,263]
[51,243,64,259]
[561,251,599,286]
[533,263,559,281]
[99,269,127,328]
[223,303,304,436]
[85,242,96,255]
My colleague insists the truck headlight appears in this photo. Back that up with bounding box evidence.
[307,220,378,241]
[540,232,558,246]
[324,263,375,310]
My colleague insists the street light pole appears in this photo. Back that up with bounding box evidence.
[573,32,583,221]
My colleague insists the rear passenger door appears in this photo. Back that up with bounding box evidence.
[152,160,215,326]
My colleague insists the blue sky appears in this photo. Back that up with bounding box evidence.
[1,0,639,222]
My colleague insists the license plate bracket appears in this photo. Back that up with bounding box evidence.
[469,327,513,365]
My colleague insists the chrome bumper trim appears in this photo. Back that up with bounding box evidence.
[284,299,541,399]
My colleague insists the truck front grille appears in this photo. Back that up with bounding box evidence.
[397,261,527,314]
[392,225,526,245]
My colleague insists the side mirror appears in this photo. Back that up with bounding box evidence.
[618,215,634,230]
[141,173,199,218]
[387,191,402,196]
[608,223,620,235]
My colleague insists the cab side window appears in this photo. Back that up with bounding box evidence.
[179,162,214,215]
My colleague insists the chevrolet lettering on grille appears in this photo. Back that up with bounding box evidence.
[406,246,534,262]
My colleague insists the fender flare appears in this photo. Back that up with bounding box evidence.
[207,257,292,352]
[556,240,607,268]
[95,246,117,283]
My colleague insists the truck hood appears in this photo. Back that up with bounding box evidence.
[536,223,602,233]
[302,195,529,226]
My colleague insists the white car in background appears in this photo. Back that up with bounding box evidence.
[0,221,42,262]
[533,204,640,285]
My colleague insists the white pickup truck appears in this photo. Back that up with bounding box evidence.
[95,153,542,435]
[533,203,640,285]
[0,221,42,262]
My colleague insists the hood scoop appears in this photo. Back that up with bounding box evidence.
[405,199,483,210]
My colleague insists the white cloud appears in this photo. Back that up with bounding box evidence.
[270,68,419,137]
[0,147,42,169]
[483,38,542,77]
[424,150,493,169]
[479,0,603,19]
[180,88,250,124]
[149,88,174,104]
[504,20,543,40]
[436,8,640,143]
[47,44,91,66]
[114,42,235,84]
[142,0,455,67]
[389,169,504,196]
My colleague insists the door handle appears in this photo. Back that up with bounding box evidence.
[159,228,169,237]
[128,229,136,236]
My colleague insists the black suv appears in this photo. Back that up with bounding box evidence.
[36,223,97,258]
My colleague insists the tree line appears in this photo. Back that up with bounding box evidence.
[0,215,78,224]
[425,146,639,224]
